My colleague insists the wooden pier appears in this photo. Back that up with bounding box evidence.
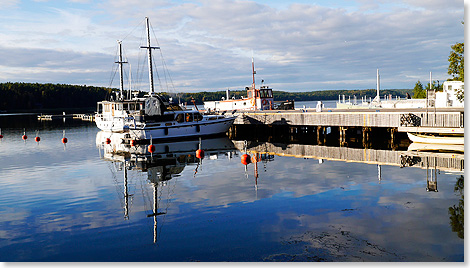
[231,108,464,142]
[38,113,94,121]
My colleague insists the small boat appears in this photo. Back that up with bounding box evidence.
[407,142,464,152]
[95,17,236,141]
[203,58,293,112]
[407,132,464,145]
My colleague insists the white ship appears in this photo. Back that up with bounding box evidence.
[95,17,236,141]
[204,58,293,112]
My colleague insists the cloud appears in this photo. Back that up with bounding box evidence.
[0,0,464,91]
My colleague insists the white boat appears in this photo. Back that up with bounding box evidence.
[203,59,293,112]
[95,17,236,141]
[407,132,464,145]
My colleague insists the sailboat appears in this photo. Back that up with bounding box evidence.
[95,17,236,141]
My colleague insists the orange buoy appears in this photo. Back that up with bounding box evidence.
[148,144,155,153]
[130,140,136,146]
[35,136,41,142]
[105,138,111,144]
[196,149,205,159]
[241,154,251,165]
[22,135,28,140]
[62,137,68,144]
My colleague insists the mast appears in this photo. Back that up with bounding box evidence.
[376,68,380,102]
[140,17,160,95]
[252,57,257,109]
[116,41,128,100]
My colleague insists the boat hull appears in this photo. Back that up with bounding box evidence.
[407,132,464,145]
[98,116,235,141]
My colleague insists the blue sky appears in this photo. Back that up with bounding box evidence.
[0,0,465,93]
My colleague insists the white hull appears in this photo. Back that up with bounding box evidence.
[129,116,235,140]
[407,132,464,145]
[97,115,235,141]
[407,142,464,152]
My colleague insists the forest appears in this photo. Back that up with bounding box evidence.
[0,82,412,111]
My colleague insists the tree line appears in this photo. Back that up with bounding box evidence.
[0,82,112,111]
[0,82,413,111]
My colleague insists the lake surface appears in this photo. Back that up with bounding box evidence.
[0,114,464,262]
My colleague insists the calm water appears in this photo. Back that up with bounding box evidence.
[0,114,464,262]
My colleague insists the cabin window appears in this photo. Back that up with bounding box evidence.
[194,113,203,121]
[123,103,129,110]
[176,113,184,123]
[104,104,111,112]
[267,89,273,98]
[448,85,453,91]
[248,91,253,98]
[185,113,193,122]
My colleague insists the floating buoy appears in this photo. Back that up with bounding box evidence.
[241,154,251,165]
[105,138,111,144]
[148,144,155,153]
[0,128,3,139]
[196,149,205,159]
[22,134,28,140]
[130,140,136,146]
[61,130,67,144]
[35,136,41,142]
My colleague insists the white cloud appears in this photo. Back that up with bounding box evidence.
[0,0,464,91]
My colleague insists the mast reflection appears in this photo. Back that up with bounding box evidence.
[96,132,237,244]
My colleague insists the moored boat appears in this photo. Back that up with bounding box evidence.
[203,58,293,112]
[95,17,236,141]
[407,132,464,145]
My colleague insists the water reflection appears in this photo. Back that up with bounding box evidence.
[96,132,237,243]
[232,138,464,193]
[449,175,464,239]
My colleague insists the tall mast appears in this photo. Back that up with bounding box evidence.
[116,41,128,100]
[140,17,160,95]
[376,68,380,101]
[252,57,257,109]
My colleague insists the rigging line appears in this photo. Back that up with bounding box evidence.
[121,17,146,42]
[108,44,120,88]
[148,20,176,94]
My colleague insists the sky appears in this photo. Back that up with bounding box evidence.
[0,0,465,93]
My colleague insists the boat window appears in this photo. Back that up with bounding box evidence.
[185,113,193,122]
[104,104,111,112]
[248,91,253,98]
[194,113,203,121]
[123,103,129,110]
[176,113,184,123]
[267,89,273,98]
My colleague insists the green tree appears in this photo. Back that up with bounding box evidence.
[412,81,426,98]
[448,42,464,82]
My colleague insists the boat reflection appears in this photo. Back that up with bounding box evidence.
[233,138,464,193]
[96,132,237,243]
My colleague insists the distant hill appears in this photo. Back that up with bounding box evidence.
[0,82,412,111]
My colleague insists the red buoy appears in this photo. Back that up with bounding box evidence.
[35,136,41,142]
[196,149,205,159]
[148,144,155,153]
[62,137,68,144]
[105,138,111,144]
[22,135,28,140]
[241,154,251,165]
[0,134,3,139]
[130,140,136,146]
